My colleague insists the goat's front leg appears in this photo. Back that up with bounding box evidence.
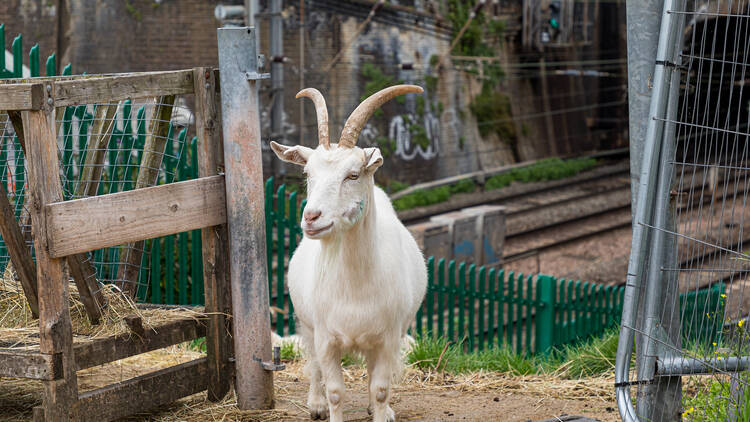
[305,358,328,420]
[366,348,396,422]
[317,339,345,422]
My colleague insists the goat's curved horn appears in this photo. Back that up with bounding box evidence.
[339,84,423,149]
[296,88,330,149]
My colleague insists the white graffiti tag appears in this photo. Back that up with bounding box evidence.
[390,113,440,161]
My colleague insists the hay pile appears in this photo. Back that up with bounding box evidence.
[0,264,204,348]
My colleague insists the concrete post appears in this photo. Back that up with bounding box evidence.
[430,211,479,264]
[408,221,451,262]
[461,205,506,266]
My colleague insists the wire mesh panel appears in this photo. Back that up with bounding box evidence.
[0,94,202,309]
[619,2,750,421]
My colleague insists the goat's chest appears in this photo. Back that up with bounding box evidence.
[311,279,403,347]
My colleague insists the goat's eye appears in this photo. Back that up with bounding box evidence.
[346,173,360,181]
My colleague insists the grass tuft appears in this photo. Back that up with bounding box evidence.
[554,328,619,379]
[406,336,538,375]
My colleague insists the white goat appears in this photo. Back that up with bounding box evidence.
[270,85,428,422]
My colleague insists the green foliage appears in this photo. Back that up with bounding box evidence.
[361,63,402,118]
[485,157,598,191]
[393,185,451,211]
[342,352,365,367]
[425,75,438,94]
[449,178,476,194]
[407,329,622,377]
[375,136,397,159]
[394,158,597,211]
[683,374,750,422]
[410,122,430,149]
[280,340,302,361]
[554,328,619,378]
[188,337,207,353]
[386,180,410,194]
[406,336,537,375]
[471,86,516,139]
[124,0,142,21]
[416,96,426,116]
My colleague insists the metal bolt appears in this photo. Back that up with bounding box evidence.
[46,84,52,93]
[47,98,53,105]
[273,346,281,366]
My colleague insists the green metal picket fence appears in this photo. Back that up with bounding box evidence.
[413,259,626,354]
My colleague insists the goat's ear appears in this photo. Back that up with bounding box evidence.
[270,141,313,166]
[363,147,384,173]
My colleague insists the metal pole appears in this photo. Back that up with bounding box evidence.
[299,0,305,146]
[244,0,260,45]
[656,356,750,376]
[270,0,283,141]
[216,27,274,410]
[616,0,682,421]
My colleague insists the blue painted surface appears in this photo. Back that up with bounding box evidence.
[454,240,475,257]
[483,237,498,264]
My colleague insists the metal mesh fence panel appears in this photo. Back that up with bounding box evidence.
[620,2,750,421]
[0,96,197,308]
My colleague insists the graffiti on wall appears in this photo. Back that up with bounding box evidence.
[361,111,441,161]
[389,112,440,161]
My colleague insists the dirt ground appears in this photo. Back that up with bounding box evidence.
[0,344,620,422]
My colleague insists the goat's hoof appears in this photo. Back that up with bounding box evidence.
[367,405,373,415]
[385,405,396,422]
[310,408,329,420]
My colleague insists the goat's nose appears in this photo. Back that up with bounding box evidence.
[304,209,322,224]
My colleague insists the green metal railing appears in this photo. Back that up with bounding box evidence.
[411,260,625,354]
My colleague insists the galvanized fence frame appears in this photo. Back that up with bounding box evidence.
[619,1,750,421]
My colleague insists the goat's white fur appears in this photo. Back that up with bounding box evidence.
[269,85,427,422]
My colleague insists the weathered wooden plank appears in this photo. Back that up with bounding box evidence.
[46,175,227,257]
[23,106,78,421]
[0,183,38,316]
[194,66,233,402]
[0,83,44,110]
[217,27,274,409]
[118,95,175,297]
[0,349,63,380]
[71,358,208,422]
[75,104,118,197]
[7,110,26,153]
[53,70,193,107]
[73,317,206,370]
[65,253,104,324]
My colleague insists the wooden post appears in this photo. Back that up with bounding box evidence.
[117,96,175,297]
[217,27,274,409]
[193,66,233,402]
[23,90,78,421]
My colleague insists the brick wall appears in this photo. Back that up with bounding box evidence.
[0,1,59,72]
[61,0,241,74]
